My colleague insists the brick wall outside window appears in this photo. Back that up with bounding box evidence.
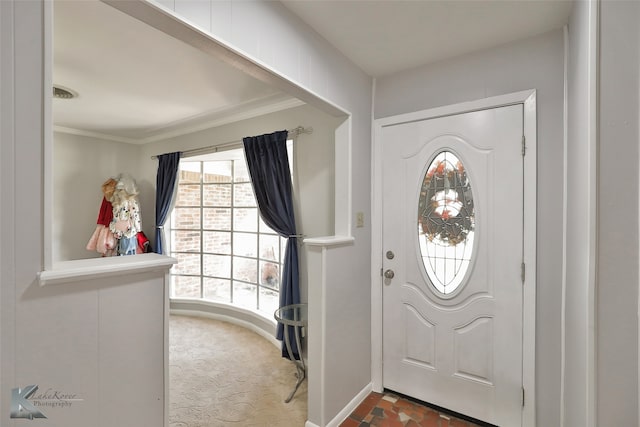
[169,156,283,317]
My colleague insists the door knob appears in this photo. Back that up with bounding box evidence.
[384,269,395,279]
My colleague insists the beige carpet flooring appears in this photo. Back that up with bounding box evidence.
[170,315,307,427]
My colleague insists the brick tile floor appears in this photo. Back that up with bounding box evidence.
[340,392,483,427]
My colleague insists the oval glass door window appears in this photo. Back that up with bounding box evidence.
[418,151,475,295]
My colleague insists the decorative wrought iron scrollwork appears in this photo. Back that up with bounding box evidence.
[418,152,474,246]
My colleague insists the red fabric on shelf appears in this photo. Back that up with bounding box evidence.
[96,197,113,226]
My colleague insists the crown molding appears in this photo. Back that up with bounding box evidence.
[53,126,140,144]
[54,97,305,145]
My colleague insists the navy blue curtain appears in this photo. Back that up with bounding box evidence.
[155,152,181,254]
[243,130,300,359]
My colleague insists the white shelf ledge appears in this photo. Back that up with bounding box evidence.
[303,235,355,247]
[38,253,177,286]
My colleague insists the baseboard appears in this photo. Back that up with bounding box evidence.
[325,382,373,427]
[170,299,279,348]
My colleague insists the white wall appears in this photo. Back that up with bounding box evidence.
[53,132,143,262]
[0,0,28,419]
[597,1,639,425]
[563,1,597,425]
[1,5,170,426]
[375,30,565,427]
[2,3,168,426]
[139,104,342,304]
[1,0,47,421]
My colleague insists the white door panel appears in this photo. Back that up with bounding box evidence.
[382,105,523,426]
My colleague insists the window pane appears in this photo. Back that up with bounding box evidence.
[233,257,257,283]
[233,281,257,310]
[169,157,283,321]
[233,232,257,257]
[203,254,231,278]
[259,287,279,316]
[179,162,201,184]
[234,208,257,232]
[259,216,279,234]
[234,183,256,207]
[203,184,231,207]
[175,184,200,206]
[171,275,201,298]
[203,278,231,303]
[171,230,200,253]
[260,260,280,290]
[234,159,250,183]
[172,253,201,275]
[172,208,201,230]
[203,161,232,183]
[203,231,231,254]
[280,237,287,259]
[203,208,231,230]
[259,234,280,261]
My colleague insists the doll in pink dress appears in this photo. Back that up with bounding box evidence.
[86,178,117,256]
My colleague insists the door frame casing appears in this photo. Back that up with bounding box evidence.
[371,90,537,427]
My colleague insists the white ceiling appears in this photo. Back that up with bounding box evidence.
[53,0,301,143]
[53,0,572,143]
[281,0,572,77]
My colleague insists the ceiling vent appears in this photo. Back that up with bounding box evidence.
[53,85,77,99]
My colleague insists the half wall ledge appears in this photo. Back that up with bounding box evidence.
[303,235,355,247]
[37,253,177,286]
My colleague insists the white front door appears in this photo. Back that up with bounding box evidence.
[381,105,524,426]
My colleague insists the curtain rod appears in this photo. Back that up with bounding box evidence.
[151,126,313,160]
